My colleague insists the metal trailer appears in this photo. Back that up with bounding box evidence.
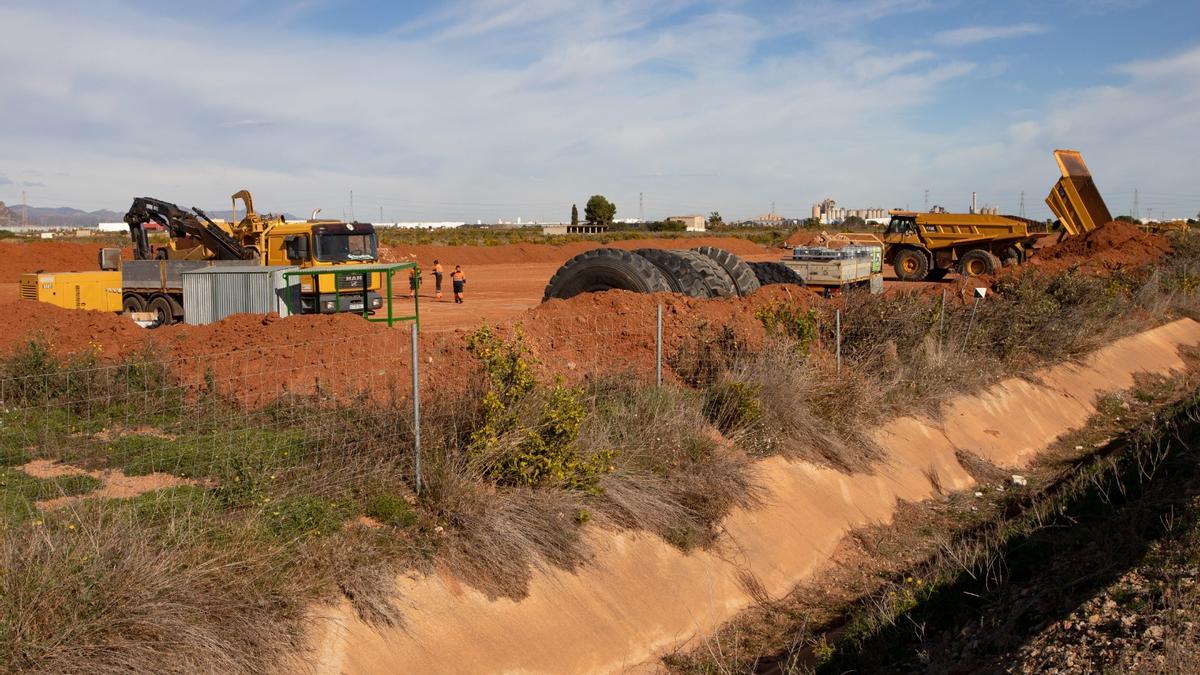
[121,259,262,324]
[181,265,299,325]
[781,246,883,294]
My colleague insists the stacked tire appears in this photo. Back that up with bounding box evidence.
[542,246,762,301]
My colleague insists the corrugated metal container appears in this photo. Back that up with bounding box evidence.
[182,266,299,325]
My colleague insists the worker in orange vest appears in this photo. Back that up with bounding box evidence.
[451,265,466,304]
[432,259,444,300]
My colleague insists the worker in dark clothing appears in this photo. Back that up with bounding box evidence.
[407,266,421,298]
[451,265,466,304]
[432,259,444,300]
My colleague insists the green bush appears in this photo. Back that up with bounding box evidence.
[755,302,820,349]
[467,327,612,490]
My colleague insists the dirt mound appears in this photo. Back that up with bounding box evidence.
[0,241,130,283]
[380,237,770,267]
[783,230,821,248]
[0,301,153,357]
[1030,222,1171,274]
[516,285,817,380]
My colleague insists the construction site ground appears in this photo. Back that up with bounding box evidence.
[0,236,985,333]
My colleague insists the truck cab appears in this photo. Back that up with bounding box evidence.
[265,221,384,314]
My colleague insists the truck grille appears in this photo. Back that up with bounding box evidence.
[19,281,37,301]
[337,273,367,290]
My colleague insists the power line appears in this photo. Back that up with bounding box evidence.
[1019,191,1025,219]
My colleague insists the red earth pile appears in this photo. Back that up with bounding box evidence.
[1027,221,1171,274]
[0,241,131,283]
[0,285,822,406]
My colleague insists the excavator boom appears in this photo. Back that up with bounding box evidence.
[1045,149,1112,237]
[123,197,254,261]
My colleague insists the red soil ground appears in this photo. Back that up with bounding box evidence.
[377,236,771,267]
[0,241,121,282]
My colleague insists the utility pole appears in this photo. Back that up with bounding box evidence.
[771,200,776,215]
[1133,188,1139,220]
[1019,191,1026,219]
[639,192,644,222]
[380,206,384,223]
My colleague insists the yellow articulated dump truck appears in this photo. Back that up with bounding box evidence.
[20,190,385,324]
[882,210,1041,281]
[884,149,1114,282]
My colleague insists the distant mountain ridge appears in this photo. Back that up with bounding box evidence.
[0,202,298,228]
[0,201,124,228]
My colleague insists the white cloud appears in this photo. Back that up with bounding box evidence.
[935,22,1048,46]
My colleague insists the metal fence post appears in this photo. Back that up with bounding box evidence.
[961,296,980,355]
[656,303,663,388]
[835,309,842,375]
[411,322,422,494]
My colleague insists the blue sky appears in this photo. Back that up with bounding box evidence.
[1,0,1198,222]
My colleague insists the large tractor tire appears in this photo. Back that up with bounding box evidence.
[633,249,722,298]
[542,248,673,301]
[672,250,737,298]
[958,249,1002,278]
[692,246,761,297]
[892,248,930,282]
[749,262,806,286]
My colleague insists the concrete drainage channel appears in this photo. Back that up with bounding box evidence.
[753,386,1200,674]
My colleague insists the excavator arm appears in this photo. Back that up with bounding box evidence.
[123,197,254,261]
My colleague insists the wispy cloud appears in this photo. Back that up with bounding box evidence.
[0,174,11,186]
[935,22,1048,46]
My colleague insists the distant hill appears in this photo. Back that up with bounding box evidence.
[0,201,300,229]
[0,201,123,228]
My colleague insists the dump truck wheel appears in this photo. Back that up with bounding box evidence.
[122,293,146,314]
[147,295,175,326]
[542,248,673,301]
[634,249,719,298]
[673,250,737,298]
[893,248,929,281]
[958,250,1001,277]
[749,262,806,286]
[692,246,761,297]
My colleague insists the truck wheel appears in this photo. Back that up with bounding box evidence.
[749,262,806,286]
[673,250,737,298]
[692,246,761,297]
[147,295,175,326]
[893,248,929,281]
[958,250,1002,277]
[542,248,673,301]
[122,293,146,314]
